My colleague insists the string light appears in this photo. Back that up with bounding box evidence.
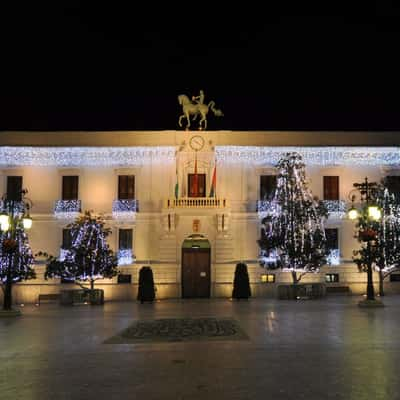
[118,249,134,265]
[327,249,340,266]
[322,200,347,219]
[54,200,81,219]
[0,147,175,167]
[112,200,138,219]
[216,146,400,166]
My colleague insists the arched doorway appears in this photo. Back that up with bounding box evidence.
[181,234,211,298]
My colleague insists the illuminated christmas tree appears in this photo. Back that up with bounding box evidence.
[353,186,400,296]
[43,211,118,291]
[258,152,329,284]
[0,224,35,310]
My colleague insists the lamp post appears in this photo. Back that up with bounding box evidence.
[0,189,33,311]
[348,177,381,303]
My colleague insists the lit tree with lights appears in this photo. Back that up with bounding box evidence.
[42,211,118,291]
[0,224,36,310]
[353,185,400,297]
[258,152,329,285]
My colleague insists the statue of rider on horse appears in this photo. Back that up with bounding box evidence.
[178,90,223,130]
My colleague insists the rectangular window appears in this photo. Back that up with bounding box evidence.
[118,175,135,200]
[385,176,400,201]
[325,228,339,250]
[119,229,133,250]
[62,229,72,249]
[261,274,275,283]
[188,174,206,197]
[390,274,400,282]
[326,273,340,283]
[62,176,79,200]
[323,176,339,200]
[260,175,277,200]
[118,274,132,284]
[7,176,23,201]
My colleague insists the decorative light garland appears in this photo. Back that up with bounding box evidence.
[0,200,25,216]
[54,200,81,219]
[112,199,138,219]
[118,249,134,265]
[216,146,400,166]
[0,146,175,167]
[327,249,341,266]
[322,200,347,219]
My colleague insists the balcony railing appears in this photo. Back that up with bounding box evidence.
[322,200,347,219]
[257,199,347,219]
[0,200,25,215]
[257,200,279,218]
[54,200,81,219]
[112,199,138,219]
[118,249,134,265]
[166,197,228,208]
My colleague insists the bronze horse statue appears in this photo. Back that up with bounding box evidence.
[178,94,223,130]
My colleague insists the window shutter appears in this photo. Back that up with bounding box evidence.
[260,175,277,200]
[7,176,23,201]
[323,176,339,200]
[62,176,79,200]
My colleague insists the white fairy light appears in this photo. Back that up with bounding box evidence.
[0,146,175,167]
[54,200,81,219]
[216,146,400,166]
[112,200,138,219]
[322,200,347,219]
[118,249,134,266]
[327,249,340,266]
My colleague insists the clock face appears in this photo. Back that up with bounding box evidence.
[189,135,205,151]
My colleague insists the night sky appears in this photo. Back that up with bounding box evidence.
[1,3,400,131]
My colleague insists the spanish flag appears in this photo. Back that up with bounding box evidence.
[209,159,217,197]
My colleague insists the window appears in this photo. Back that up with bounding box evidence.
[390,274,400,282]
[7,176,23,201]
[119,229,133,250]
[260,175,277,200]
[118,175,135,199]
[118,274,132,284]
[260,274,275,283]
[62,229,72,249]
[62,176,79,200]
[385,176,400,201]
[188,174,206,197]
[326,273,339,283]
[325,228,339,250]
[323,176,339,200]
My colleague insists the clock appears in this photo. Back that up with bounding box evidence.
[189,135,205,151]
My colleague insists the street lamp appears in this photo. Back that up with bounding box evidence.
[347,177,381,303]
[0,189,33,311]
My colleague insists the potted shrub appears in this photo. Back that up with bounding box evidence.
[137,266,155,303]
[232,262,251,300]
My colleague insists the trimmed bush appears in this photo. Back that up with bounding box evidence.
[232,263,251,300]
[137,266,155,303]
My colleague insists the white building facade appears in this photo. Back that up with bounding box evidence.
[1,130,400,303]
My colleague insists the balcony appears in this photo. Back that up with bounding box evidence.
[112,199,138,220]
[166,197,228,209]
[0,200,25,215]
[257,199,347,219]
[118,249,134,265]
[257,200,279,218]
[54,200,81,219]
[322,200,346,219]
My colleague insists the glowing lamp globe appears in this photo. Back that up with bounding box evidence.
[348,208,359,220]
[22,216,33,230]
[0,212,9,226]
[0,219,10,232]
[368,206,382,221]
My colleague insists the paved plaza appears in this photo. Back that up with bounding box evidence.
[1,296,399,400]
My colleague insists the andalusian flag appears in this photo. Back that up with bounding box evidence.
[209,159,217,197]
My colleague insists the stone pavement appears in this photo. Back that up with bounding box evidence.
[0,296,399,400]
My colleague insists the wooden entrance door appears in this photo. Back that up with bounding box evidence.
[182,248,211,298]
